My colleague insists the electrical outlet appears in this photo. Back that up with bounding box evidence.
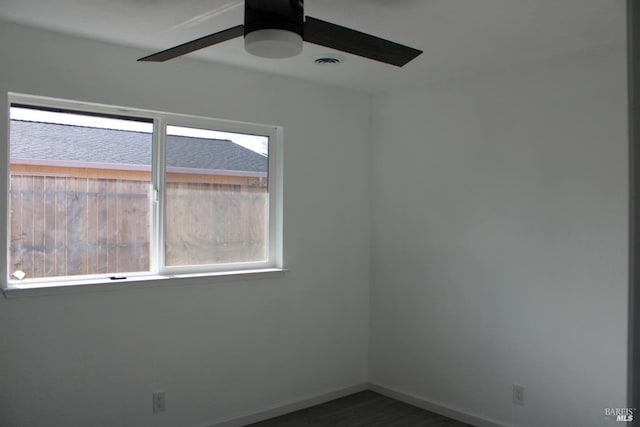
[152,391,166,413]
[513,384,525,406]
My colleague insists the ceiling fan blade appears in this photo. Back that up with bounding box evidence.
[138,25,244,62]
[303,17,422,67]
[170,2,244,31]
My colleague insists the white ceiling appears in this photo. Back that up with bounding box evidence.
[0,0,626,93]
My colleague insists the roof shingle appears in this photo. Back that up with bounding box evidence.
[10,120,268,173]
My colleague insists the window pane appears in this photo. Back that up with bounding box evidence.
[9,107,152,280]
[164,125,269,266]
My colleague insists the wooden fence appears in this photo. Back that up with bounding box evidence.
[165,181,267,267]
[9,172,267,280]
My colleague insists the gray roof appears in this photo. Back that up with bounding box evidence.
[10,120,268,173]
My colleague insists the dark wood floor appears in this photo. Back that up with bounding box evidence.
[248,391,472,427]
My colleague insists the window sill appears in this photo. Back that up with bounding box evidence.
[1,268,287,299]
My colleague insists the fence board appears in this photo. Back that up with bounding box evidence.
[21,176,34,277]
[105,179,118,274]
[54,176,67,277]
[9,174,266,280]
[43,176,56,277]
[97,178,108,274]
[9,175,22,278]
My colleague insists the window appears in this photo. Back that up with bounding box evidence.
[4,94,282,290]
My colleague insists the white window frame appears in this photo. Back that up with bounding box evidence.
[2,93,284,296]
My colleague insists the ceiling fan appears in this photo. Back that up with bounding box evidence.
[138,0,422,67]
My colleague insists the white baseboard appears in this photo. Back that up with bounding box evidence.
[368,382,511,427]
[205,381,511,427]
[207,383,368,427]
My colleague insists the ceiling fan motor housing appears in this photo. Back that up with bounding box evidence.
[244,0,304,58]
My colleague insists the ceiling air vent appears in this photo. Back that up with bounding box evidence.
[314,55,344,65]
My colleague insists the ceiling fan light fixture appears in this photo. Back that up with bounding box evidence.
[244,29,303,59]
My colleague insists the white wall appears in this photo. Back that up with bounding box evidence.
[0,21,371,427]
[369,45,628,427]
[0,16,629,427]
